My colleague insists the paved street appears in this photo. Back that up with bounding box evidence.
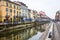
[56,22,60,35]
[45,22,60,40]
[38,22,60,40]
[52,22,60,40]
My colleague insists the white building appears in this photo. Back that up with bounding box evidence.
[14,1,29,21]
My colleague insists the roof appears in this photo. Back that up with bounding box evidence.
[14,1,27,7]
[39,11,45,15]
[4,0,21,6]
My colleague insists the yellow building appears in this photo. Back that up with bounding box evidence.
[0,0,21,23]
[29,10,38,22]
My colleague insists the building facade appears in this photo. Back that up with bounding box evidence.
[33,10,38,19]
[28,9,38,22]
[0,0,39,23]
[55,10,60,21]
[28,9,31,18]
[0,0,21,23]
[14,1,29,22]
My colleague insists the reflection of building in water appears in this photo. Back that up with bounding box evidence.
[55,10,60,21]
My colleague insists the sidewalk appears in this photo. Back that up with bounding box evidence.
[53,23,60,40]
[45,22,53,40]
[39,23,52,40]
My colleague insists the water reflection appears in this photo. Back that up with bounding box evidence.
[28,31,43,40]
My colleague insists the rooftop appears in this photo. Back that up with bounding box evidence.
[14,1,27,7]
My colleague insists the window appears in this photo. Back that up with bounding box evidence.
[17,11,18,16]
[10,9,12,13]
[6,8,8,15]
[6,12,8,16]
[19,12,21,16]
[17,6,18,9]
[10,3,12,8]
[14,10,16,16]
[14,5,16,9]
[10,9,12,16]
[17,11,18,14]
[14,10,16,13]
[6,2,8,7]
[6,8,8,12]
[19,7,21,10]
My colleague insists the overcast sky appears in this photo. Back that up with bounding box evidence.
[11,0,60,19]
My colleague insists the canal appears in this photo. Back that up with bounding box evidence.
[0,22,48,40]
[28,32,43,40]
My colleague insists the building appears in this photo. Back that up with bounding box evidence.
[0,0,21,23]
[39,11,45,17]
[28,9,38,22]
[0,0,39,23]
[14,1,29,22]
[55,10,60,21]
[33,10,38,19]
[35,11,51,22]
[39,11,49,18]
[29,10,35,22]
[28,9,31,18]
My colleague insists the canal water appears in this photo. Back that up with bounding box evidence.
[0,23,45,40]
[28,31,43,40]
